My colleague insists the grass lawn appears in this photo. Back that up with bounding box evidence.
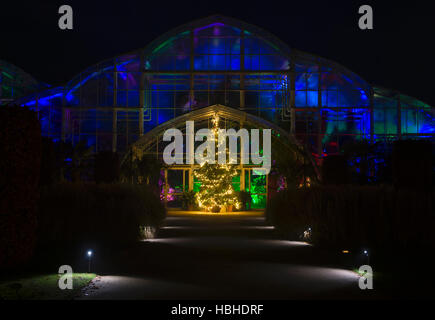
[0,273,96,300]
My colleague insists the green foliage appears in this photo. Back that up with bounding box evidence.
[72,142,94,182]
[341,139,381,185]
[40,137,57,186]
[38,183,166,246]
[0,106,40,269]
[0,273,96,300]
[267,186,435,250]
[321,155,349,185]
[41,140,94,183]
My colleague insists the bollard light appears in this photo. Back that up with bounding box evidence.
[363,249,370,265]
[87,250,93,273]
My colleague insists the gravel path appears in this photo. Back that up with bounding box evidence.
[79,216,370,299]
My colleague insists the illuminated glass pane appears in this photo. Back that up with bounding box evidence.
[128,91,139,107]
[295,91,306,106]
[307,91,318,107]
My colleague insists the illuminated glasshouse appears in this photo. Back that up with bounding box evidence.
[4,15,434,209]
[0,59,49,105]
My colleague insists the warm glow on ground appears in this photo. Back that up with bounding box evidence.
[167,210,264,217]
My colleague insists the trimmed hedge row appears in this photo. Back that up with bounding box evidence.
[266,186,435,251]
[38,183,166,246]
[0,106,41,269]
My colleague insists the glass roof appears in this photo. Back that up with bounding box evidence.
[0,59,48,103]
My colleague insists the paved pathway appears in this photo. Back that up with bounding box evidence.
[79,215,372,299]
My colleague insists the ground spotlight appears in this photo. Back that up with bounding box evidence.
[302,227,312,241]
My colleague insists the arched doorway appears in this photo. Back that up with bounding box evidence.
[122,104,318,211]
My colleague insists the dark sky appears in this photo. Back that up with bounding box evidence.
[1,0,434,105]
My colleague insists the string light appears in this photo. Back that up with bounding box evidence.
[193,114,241,212]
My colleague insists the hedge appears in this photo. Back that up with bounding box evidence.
[0,106,41,269]
[266,186,435,251]
[37,183,166,247]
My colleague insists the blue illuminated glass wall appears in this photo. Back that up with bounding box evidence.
[14,17,434,156]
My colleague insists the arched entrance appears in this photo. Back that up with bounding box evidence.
[122,104,318,211]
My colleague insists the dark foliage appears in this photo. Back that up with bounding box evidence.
[121,153,162,193]
[321,155,349,185]
[0,106,41,269]
[94,151,120,183]
[267,186,435,252]
[236,190,251,211]
[392,140,433,190]
[40,137,57,186]
[37,183,166,247]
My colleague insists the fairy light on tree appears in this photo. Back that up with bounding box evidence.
[193,115,241,212]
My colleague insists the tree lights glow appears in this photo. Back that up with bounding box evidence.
[162,119,271,174]
[193,115,241,212]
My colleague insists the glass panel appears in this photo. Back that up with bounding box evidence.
[168,170,184,193]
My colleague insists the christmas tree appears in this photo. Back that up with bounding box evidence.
[193,115,240,212]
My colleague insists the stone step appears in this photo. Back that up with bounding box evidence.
[164,216,269,227]
[158,215,276,239]
[157,226,277,239]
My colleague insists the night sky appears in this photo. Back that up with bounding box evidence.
[1,1,434,105]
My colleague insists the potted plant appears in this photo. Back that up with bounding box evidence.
[181,190,196,211]
[237,191,251,211]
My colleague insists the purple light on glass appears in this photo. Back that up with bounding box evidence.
[194,22,225,34]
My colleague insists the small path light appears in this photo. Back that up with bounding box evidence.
[363,249,369,265]
[87,250,93,273]
[302,227,312,241]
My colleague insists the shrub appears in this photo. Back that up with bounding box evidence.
[0,106,41,269]
[181,190,196,210]
[321,155,349,185]
[392,140,433,189]
[236,191,251,211]
[37,183,166,247]
[94,151,120,183]
[266,186,435,251]
[40,137,57,186]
